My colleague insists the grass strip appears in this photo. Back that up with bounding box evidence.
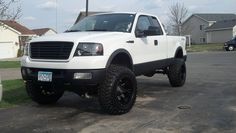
[0,79,29,108]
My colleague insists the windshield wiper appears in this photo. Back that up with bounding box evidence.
[65,30,81,32]
[86,29,108,31]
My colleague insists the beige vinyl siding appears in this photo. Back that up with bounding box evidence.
[0,25,20,59]
[0,26,20,44]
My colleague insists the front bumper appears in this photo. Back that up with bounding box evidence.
[223,43,228,48]
[21,67,106,86]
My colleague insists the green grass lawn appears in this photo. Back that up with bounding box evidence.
[0,79,30,108]
[187,43,224,52]
[0,61,21,68]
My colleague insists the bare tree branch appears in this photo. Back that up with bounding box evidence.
[168,2,188,35]
[0,0,22,20]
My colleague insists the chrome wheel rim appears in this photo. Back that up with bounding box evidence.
[229,46,234,51]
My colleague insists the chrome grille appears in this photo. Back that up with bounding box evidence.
[30,42,74,60]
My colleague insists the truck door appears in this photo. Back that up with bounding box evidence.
[133,15,158,64]
[133,15,167,66]
[148,16,168,60]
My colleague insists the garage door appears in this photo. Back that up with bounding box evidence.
[0,42,18,59]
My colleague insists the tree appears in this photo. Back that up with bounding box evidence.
[168,2,188,35]
[0,0,21,20]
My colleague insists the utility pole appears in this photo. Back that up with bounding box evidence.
[56,0,58,32]
[86,0,89,16]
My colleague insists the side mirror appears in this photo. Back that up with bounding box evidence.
[143,29,155,36]
[135,30,146,38]
[144,26,162,36]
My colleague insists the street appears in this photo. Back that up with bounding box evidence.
[0,51,236,133]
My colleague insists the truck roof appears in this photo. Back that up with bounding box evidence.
[89,12,158,17]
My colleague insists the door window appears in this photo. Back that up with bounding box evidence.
[136,16,152,32]
[150,17,163,35]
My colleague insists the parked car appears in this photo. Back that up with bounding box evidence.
[224,37,236,51]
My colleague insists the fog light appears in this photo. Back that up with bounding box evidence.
[74,73,92,79]
[26,68,31,74]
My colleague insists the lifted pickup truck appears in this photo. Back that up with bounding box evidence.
[21,12,187,115]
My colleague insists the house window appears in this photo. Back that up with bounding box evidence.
[200,37,206,43]
[200,25,205,30]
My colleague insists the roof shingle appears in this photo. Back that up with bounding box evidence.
[206,19,236,31]
[194,13,236,22]
[32,28,56,36]
[0,20,35,35]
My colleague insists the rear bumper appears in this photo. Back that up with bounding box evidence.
[21,67,106,86]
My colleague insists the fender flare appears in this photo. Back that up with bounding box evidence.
[105,49,133,70]
[174,47,183,58]
[174,47,187,61]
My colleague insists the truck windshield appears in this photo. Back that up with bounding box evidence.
[68,14,135,33]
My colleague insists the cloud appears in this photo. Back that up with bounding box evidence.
[23,16,36,21]
[96,5,115,12]
[64,18,76,24]
[21,0,236,33]
[38,1,57,10]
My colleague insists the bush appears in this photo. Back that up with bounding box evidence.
[17,49,23,57]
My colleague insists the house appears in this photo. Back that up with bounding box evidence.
[0,20,36,59]
[182,13,236,44]
[205,19,236,43]
[233,25,236,37]
[32,28,57,36]
[74,11,106,24]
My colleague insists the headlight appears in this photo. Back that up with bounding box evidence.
[74,43,103,56]
[23,43,29,56]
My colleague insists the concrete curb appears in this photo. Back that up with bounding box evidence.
[0,57,20,61]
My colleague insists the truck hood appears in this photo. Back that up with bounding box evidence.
[31,32,131,43]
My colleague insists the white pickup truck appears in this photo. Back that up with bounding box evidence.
[21,12,187,115]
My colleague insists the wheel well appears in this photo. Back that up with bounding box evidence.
[110,53,133,70]
[175,48,183,59]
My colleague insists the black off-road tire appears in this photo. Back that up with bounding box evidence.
[26,82,64,104]
[168,59,186,87]
[98,65,137,115]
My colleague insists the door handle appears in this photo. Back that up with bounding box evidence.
[154,40,158,46]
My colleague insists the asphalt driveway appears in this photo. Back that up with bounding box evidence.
[0,51,236,133]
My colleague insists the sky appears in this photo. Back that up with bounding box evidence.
[18,0,236,33]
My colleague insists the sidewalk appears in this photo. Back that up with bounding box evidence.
[0,57,20,61]
[0,68,21,80]
[0,57,21,80]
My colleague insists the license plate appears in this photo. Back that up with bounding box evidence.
[38,71,52,82]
